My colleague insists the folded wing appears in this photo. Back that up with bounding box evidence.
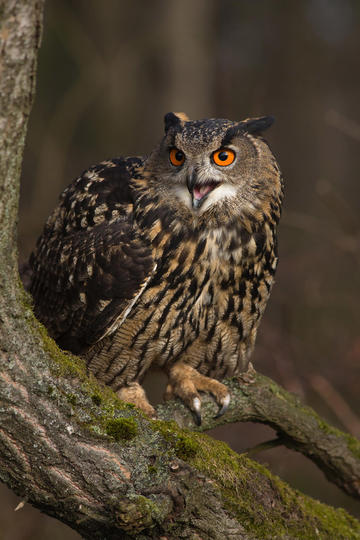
[29,157,154,353]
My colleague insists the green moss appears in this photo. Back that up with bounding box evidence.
[19,287,85,380]
[22,289,142,431]
[105,417,138,442]
[47,385,55,397]
[147,465,157,475]
[186,433,360,539]
[66,393,77,406]
[346,434,360,461]
[151,419,360,539]
[175,434,199,460]
[116,495,160,533]
[36,316,87,379]
[150,419,199,459]
[134,494,159,516]
[268,381,288,401]
[91,393,102,406]
[316,420,360,460]
[151,419,179,439]
[299,403,360,461]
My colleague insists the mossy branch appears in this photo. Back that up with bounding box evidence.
[157,366,360,501]
[1,2,360,538]
[1,307,360,539]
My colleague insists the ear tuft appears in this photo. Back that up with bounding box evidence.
[222,115,275,146]
[173,112,190,123]
[164,112,189,133]
[242,115,275,134]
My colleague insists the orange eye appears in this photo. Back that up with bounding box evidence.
[169,148,185,167]
[212,148,236,167]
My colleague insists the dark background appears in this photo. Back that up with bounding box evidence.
[3,1,360,537]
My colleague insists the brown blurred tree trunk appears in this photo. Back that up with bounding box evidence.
[1,2,360,539]
[162,0,215,118]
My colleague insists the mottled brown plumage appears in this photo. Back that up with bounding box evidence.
[29,112,283,422]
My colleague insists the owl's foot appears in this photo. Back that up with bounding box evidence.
[164,363,230,426]
[117,383,156,418]
[238,361,256,384]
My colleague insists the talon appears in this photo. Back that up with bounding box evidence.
[193,410,202,426]
[214,393,230,419]
[192,397,202,426]
[165,363,229,425]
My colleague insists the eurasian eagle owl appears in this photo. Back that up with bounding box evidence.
[29,112,283,424]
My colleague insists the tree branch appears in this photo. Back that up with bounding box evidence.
[1,1,360,538]
[1,309,360,539]
[157,367,360,500]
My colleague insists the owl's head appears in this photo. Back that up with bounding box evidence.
[145,112,282,227]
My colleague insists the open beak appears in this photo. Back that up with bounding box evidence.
[187,171,220,209]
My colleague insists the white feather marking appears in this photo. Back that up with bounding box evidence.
[199,184,237,213]
[247,237,257,255]
[94,203,107,215]
[99,263,158,341]
[93,214,105,225]
[171,185,192,209]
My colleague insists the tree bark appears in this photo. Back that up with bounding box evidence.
[158,368,360,500]
[1,2,360,539]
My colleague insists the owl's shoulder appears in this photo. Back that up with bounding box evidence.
[45,156,144,237]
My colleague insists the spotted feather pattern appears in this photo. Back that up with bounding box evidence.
[29,114,283,416]
[30,158,154,353]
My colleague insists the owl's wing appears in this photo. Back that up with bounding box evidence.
[29,158,155,354]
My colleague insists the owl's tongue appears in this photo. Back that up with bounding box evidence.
[193,182,218,201]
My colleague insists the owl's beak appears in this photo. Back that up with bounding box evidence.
[187,172,202,209]
[187,170,200,209]
[186,169,197,194]
[187,171,220,209]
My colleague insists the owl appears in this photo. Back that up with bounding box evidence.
[28,112,283,424]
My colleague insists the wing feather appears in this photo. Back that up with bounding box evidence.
[29,157,154,353]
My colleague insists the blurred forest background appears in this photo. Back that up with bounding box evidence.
[3,0,360,538]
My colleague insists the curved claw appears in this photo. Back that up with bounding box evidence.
[214,393,230,419]
[192,397,202,426]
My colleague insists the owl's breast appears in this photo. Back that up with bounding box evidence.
[123,224,276,378]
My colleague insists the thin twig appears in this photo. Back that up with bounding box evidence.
[241,437,285,456]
